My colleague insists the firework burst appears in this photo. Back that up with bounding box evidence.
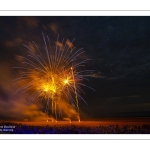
[13,33,94,122]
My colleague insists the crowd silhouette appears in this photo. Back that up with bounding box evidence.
[0,122,150,134]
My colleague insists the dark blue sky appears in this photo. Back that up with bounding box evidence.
[0,16,150,119]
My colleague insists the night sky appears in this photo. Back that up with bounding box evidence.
[0,16,150,120]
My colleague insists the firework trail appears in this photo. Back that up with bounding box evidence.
[13,33,94,121]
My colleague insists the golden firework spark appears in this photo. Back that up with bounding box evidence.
[13,33,94,121]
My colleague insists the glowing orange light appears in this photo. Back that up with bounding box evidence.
[64,79,69,84]
[42,83,56,93]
